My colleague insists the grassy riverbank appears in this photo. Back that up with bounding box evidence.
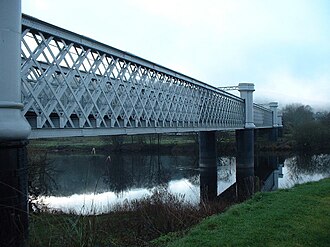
[157,178,330,247]
[29,179,330,246]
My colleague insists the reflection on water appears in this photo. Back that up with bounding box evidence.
[36,152,330,214]
[279,154,330,188]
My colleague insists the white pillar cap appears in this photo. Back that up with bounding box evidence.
[269,102,278,108]
[238,83,255,91]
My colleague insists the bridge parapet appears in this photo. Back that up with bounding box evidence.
[253,104,273,128]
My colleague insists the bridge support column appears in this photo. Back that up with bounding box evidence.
[237,82,255,169]
[0,0,31,246]
[236,166,255,202]
[269,128,278,142]
[235,129,255,201]
[235,83,255,200]
[199,131,217,201]
[200,166,217,202]
[236,129,254,169]
[199,131,217,168]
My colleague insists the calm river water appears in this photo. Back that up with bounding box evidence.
[36,152,330,214]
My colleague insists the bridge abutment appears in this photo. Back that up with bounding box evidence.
[0,1,31,246]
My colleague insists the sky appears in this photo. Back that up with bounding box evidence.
[22,0,330,110]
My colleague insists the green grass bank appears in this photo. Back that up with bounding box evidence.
[29,178,330,246]
[157,178,330,247]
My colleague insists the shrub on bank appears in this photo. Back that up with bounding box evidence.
[29,188,231,246]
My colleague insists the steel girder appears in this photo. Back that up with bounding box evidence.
[20,14,271,138]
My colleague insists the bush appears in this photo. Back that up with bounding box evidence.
[30,188,231,246]
[293,122,330,151]
[281,104,330,151]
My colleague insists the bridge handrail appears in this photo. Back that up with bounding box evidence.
[253,103,273,128]
[253,103,272,113]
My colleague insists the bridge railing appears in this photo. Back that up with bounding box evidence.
[21,14,247,138]
[253,104,273,128]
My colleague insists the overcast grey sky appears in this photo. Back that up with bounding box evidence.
[22,0,330,110]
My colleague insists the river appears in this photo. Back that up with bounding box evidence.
[32,151,330,214]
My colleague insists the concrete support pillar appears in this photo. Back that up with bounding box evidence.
[236,129,255,201]
[198,131,217,168]
[269,156,279,191]
[235,129,254,169]
[198,131,217,202]
[238,83,255,129]
[235,128,255,201]
[236,167,255,202]
[269,127,279,142]
[0,1,31,246]
[199,166,217,202]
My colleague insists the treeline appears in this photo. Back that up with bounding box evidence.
[282,103,330,151]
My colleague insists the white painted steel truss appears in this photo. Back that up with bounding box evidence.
[20,15,272,138]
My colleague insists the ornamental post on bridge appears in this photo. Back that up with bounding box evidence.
[277,112,283,137]
[236,83,255,170]
[269,102,279,141]
[0,0,31,246]
[235,83,256,200]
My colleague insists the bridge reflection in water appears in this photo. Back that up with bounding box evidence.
[200,153,284,203]
[36,151,285,214]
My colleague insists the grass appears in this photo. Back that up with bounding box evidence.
[160,178,330,247]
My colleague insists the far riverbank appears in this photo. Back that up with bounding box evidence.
[27,131,294,156]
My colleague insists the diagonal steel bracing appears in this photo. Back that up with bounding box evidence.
[20,14,272,138]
